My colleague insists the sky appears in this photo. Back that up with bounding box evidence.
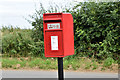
[0,0,85,29]
[0,0,119,29]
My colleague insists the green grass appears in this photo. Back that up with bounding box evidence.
[2,57,118,72]
[2,58,26,69]
[2,57,57,69]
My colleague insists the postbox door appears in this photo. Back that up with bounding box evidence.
[45,31,64,56]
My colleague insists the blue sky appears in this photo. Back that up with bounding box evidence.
[0,0,81,29]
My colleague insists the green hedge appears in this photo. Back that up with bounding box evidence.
[30,2,120,60]
[2,2,120,61]
[2,26,44,57]
[71,2,120,60]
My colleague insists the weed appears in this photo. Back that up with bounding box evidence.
[103,57,114,67]
[92,62,98,70]
[101,67,105,71]
[85,63,91,69]
[2,57,118,72]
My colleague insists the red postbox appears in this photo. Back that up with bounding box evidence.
[43,13,74,57]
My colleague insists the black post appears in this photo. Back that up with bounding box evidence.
[58,57,64,80]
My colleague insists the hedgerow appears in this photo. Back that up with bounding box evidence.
[30,2,120,60]
[1,2,120,62]
[2,26,44,57]
[71,2,120,60]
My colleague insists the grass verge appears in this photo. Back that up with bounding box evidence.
[2,57,118,73]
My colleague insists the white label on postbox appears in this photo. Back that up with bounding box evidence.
[51,36,58,50]
[47,23,60,29]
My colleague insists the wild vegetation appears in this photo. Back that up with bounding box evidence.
[2,26,44,57]
[71,2,120,60]
[1,2,120,71]
[29,2,120,61]
[2,57,118,72]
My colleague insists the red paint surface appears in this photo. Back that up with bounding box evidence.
[43,13,74,57]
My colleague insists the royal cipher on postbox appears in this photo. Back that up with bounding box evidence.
[43,13,74,57]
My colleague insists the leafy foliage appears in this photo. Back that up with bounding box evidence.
[103,57,115,67]
[29,2,120,61]
[70,2,120,60]
[2,26,44,57]
[2,2,120,63]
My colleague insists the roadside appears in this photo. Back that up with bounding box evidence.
[2,57,118,73]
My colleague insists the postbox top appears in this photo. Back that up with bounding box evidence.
[43,13,71,15]
[43,13,71,21]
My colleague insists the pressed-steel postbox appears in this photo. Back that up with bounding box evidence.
[43,13,74,57]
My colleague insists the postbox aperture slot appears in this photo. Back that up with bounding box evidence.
[44,19,62,29]
[44,20,61,23]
